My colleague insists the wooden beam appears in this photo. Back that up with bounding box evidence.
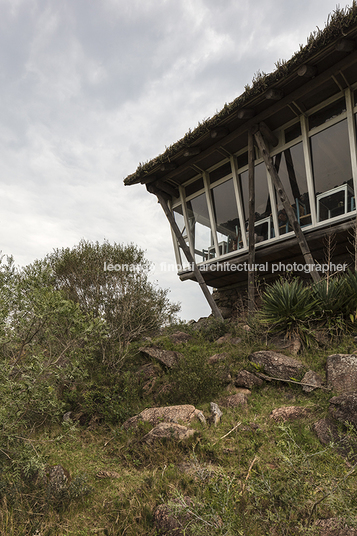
[183,147,201,157]
[265,88,283,100]
[154,180,179,199]
[153,189,224,320]
[248,129,256,314]
[160,163,177,171]
[335,39,355,52]
[297,64,317,78]
[253,128,321,283]
[237,108,255,120]
[211,127,229,139]
[259,122,278,147]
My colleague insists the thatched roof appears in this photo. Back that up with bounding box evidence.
[124,4,357,186]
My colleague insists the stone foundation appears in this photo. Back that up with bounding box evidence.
[212,287,248,319]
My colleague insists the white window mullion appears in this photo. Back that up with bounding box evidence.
[345,87,357,201]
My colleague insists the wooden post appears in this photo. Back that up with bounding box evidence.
[253,128,321,283]
[248,129,256,314]
[154,190,224,321]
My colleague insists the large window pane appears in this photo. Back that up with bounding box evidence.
[239,162,273,242]
[274,142,311,234]
[310,119,354,222]
[186,193,213,262]
[211,178,243,253]
[173,205,190,269]
[309,97,346,130]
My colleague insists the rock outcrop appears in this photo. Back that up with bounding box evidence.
[139,346,184,368]
[249,350,305,380]
[123,405,201,430]
[326,354,357,393]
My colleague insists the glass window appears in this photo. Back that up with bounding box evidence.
[285,122,301,143]
[239,162,272,242]
[310,118,354,222]
[237,151,248,169]
[209,161,231,185]
[211,178,243,254]
[185,177,204,197]
[274,142,311,234]
[173,205,190,269]
[186,193,213,262]
[309,97,346,130]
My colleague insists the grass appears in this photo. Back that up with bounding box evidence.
[1,324,357,535]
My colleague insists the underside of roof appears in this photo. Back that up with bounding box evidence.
[124,5,357,190]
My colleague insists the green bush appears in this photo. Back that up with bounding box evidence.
[259,278,317,341]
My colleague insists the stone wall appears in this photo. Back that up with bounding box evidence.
[212,287,247,319]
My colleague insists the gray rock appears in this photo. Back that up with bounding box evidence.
[302,370,324,392]
[62,411,73,422]
[142,423,196,444]
[249,350,305,380]
[270,406,310,422]
[123,404,201,430]
[196,410,206,424]
[220,393,249,408]
[170,331,192,344]
[210,402,223,426]
[208,352,228,364]
[153,497,195,536]
[46,465,70,498]
[326,354,357,393]
[235,370,263,388]
[329,392,357,430]
[216,334,241,345]
[139,346,184,368]
[313,418,340,445]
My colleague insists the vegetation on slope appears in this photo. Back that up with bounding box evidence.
[0,243,357,535]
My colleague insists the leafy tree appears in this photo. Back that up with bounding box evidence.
[46,240,180,367]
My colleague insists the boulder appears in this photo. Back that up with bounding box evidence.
[249,350,305,380]
[301,370,324,393]
[142,423,196,444]
[216,334,241,345]
[326,354,357,393]
[139,346,184,368]
[153,497,194,536]
[235,370,263,388]
[210,402,223,426]
[170,331,192,344]
[329,392,357,430]
[220,393,249,408]
[270,406,310,422]
[313,418,340,445]
[123,404,201,430]
[46,465,70,498]
[208,352,229,364]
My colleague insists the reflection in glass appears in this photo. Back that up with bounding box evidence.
[173,205,190,269]
[186,193,213,262]
[309,97,346,130]
[209,161,231,185]
[274,142,311,234]
[310,119,354,221]
[239,163,272,242]
[211,178,242,253]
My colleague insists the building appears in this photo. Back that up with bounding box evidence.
[124,7,357,318]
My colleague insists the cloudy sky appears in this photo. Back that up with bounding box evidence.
[0,0,350,320]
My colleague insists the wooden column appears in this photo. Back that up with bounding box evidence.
[248,129,256,314]
[253,128,321,283]
[154,190,224,321]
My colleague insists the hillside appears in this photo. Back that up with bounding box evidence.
[3,318,357,536]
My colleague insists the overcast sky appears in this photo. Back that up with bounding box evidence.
[0,0,350,320]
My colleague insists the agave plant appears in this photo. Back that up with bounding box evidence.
[344,269,357,322]
[259,278,318,342]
